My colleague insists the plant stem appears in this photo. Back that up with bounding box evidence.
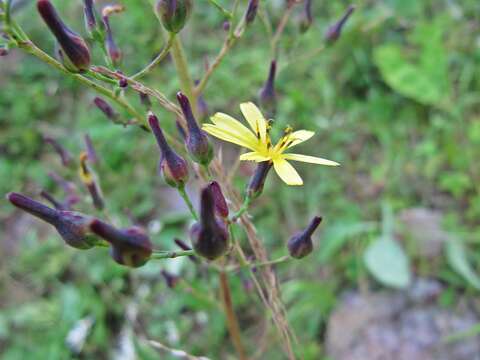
[151,250,195,259]
[226,255,291,272]
[231,196,252,221]
[178,185,199,221]
[271,2,296,57]
[170,36,196,113]
[131,33,176,80]
[219,271,248,360]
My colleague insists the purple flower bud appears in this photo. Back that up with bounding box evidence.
[7,192,96,249]
[155,0,192,33]
[247,161,272,199]
[174,238,198,263]
[102,15,122,66]
[287,216,322,259]
[190,185,229,260]
[93,97,117,120]
[245,0,259,24]
[325,5,355,43]
[83,0,97,36]
[299,0,313,33]
[258,60,277,117]
[79,152,105,210]
[148,112,189,188]
[83,134,98,164]
[37,0,91,72]
[90,219,153,268]
[176,92,213,166]
[43,135,73,167]
[207,181,229,218]
[222,21,230,32]
[161,269,179,288]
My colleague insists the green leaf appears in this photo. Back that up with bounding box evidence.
[364,237,411,288]
[445,238,480,290]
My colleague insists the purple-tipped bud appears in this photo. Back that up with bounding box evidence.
[155,0,192,33]
[90,219,153,267]
[37,0,91,72]
[190,186,229,260]
[93,97,117,120]
[102,16,122,66]
[258,60,277,117]
[43,135,73,167]
[83,134,98,164]
[174,238,198,263]
[139,92,152,110]
[247,161,272,199]
[148,112,189,188]
[287,216,322,259]
[176,92,213,166]
[207,181,229,218]
[83,0,97,36]
[161,269,179,288]
[79,152,105,210]
[325,5,355,43]
[7,192,96,249]
[299,0,313,33]
[245,0,259,24]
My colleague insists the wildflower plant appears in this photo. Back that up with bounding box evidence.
[1,0,355,358]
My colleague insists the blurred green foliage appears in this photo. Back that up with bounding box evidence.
[1,0,480,359]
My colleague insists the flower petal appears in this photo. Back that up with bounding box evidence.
[273,158,303,186]
[210,112,259,146]
[283,153,340,166]
[203,124,257,150]
[239,152,271,162]
[240,102,267,143]
[285,130,315,149]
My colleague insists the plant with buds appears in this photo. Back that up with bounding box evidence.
[287,216,322,259]
[325,5,355,43]
[259,60,277,117]
[155,0,192,33]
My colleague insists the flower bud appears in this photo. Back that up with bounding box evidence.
[37,0,91,72]
[245,0,259,24]
[258,60,277,117]
[83,0,98,37]
[7,192,96,249]
[207,181,228,218]
[287,216,322,259]
[83,134,98,164]
[155,0,192,33]
[148,112,189,188]
[79,152,105,210]
[93,97,117,121]
[190,186,229,260]
[299,0,313,33]
[222,21,230,32]
[174,238,198,263]
[325,5,355,44]
[161,269,179,288]
[43,135,73,167]
[246,161,272,199]
[176,92,213,166]
[90,219,153,267]
[102,15,122,66]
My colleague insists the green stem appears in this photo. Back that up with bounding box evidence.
[151,250,195,259]
[226,255,291,272]
[131,33,176,80]
[178,185,199,221]
[205,0,232,18]
[170,36,197,114]
[231,196,252,221]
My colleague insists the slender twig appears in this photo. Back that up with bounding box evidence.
[205,0,232,18]
[170,36,196,111]
[225,255,291,272]
[231,196,252,222]
[178,185,199,221]
[151,249,195,259]
[271,2,296,57]
[219,270,248,360]
[131,33,176,80]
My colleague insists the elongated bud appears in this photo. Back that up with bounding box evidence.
[176,92,213,166]
[155,0,192,33]
[148,112,189,188]
[174,238,198,263]
[325,5,355,43]
[83,134,98,164]
[90,220,153,267]
[7,192,96,249]
[245,0,259,24]
[258,60,277,117]
[102,15,122,66]
[207,181,228,218]
[299,0,313,33]
[93,97,117,120]
[83,0,97,36]
[43,135,73,167]
[247,161,272,199]
[79,152,105,210]
[37,0,91,72]
[288,216,322,259]
[161,269,179,288]
[190,186,229,260]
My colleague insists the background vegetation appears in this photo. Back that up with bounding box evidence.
[1,0,480,359]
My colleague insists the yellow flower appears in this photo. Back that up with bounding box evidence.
[202,102,339,186]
